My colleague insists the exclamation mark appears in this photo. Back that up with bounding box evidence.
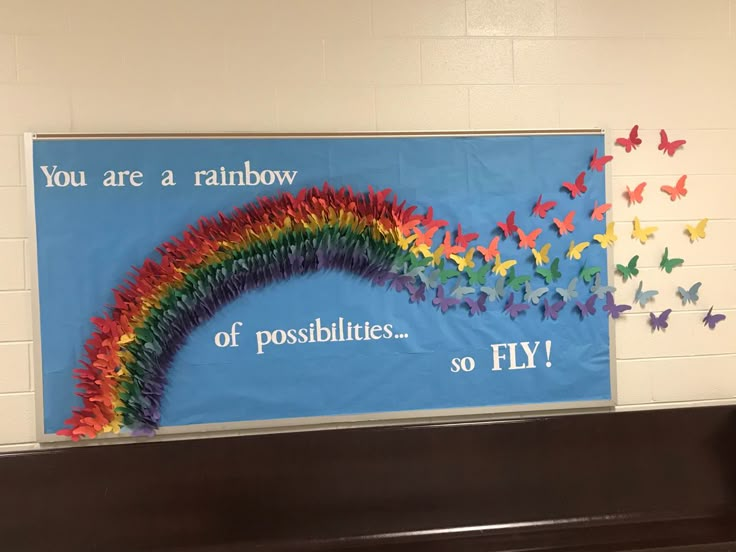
[545,340,552,367]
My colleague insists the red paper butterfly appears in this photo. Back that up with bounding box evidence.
[497,211,518,238]
[562,171,587,198]
[658,129,686,156]
[615,125,642,153]
[532,195,556,218]
[589,148,613,172]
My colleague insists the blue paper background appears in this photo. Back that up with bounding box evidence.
[33,134,611,433]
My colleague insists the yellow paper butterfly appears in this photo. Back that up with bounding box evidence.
[431,245,445,266]
[685,218,708,242]
[532,243,551,266]
[593,222,618,249]
[450,247,476,272]
[566,240,590,260]
[397,232,417,250]
[631,216,658,244]
[492,254,517,277]
[412,243,432,258]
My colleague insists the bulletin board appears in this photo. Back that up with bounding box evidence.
[27,131,614,441]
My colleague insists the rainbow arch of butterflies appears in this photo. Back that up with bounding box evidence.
[60,129,726,440]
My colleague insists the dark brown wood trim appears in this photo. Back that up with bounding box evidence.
[2,405,736,551]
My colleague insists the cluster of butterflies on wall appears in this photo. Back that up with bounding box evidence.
[613,125,725,331]
[386,125,725,332]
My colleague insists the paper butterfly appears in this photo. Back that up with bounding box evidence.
[660,247,684,273]
[615,125,642,152]
[661,175,687,201]
[616,255,639,281]
[466,263,491,286]
[397,233,417,250]
[449,248,476,272]
[579,265,601,284]
[567,240,590,260]
[532,243,551,266]
[413,226,439,247]
[431,245,445,266]
[465,294,487,316]
[442,231,463,257]
[677,282,701,305]
[590,273,615,300]
[589,148,613,172]
[625,182,647,205]
[498,211,518,238]
[505,266,531,292]
[591,201,612,222]
[412,243,432,259]
[432,285,461,313]
[658,129,686,156]
[536,257,562,284]
[421,206,448,230]
[593,222,617,249]
[480,277,505,302]
[685,218,707,242]
[436,259,460,284]
[631,216,658,244]
[542,298,565,321]
[455,224,479,249]
[603,291,631,319]
[532,195,557,219]
[477,236,500,262]
[517,227,542,249]
[649,309,672,331]
[575,295,597,318]
[553,211,576,236]
[450,281,476,299]
[418,268,440,289]
[703,307,726,329]
[406,282,426,303]
[492,254,517,277]
[523,281,549,305]
[562,172,587,198]
[556,277,579,303]
[504,292,530,319]
[634,280,659,308]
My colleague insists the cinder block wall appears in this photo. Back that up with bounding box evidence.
[1,0,734,448]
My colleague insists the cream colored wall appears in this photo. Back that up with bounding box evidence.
[0,0,734,449]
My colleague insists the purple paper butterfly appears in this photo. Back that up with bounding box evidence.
[389,273,413,292]
[406,282,426,304]
[504,292,530,319]
[703,307,726,329]
[464,293,487,316]
[542,298,565,321]
[603,291,631,319]
[575,295,597,318]
[433,285,461,313]
[649,309,672,331]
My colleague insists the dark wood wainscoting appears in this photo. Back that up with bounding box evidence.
[2,406,736,551]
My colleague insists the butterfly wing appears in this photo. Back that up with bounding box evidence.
[615,137,633,153]
[630,125,641,147]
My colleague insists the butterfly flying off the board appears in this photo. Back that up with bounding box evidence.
[649,309,672,332]
[677,282,701,305]
[660,175,687,201]
[615,125,642,152]
[658,129,686,156]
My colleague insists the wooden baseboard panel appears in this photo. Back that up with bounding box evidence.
[2,405,736,551]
